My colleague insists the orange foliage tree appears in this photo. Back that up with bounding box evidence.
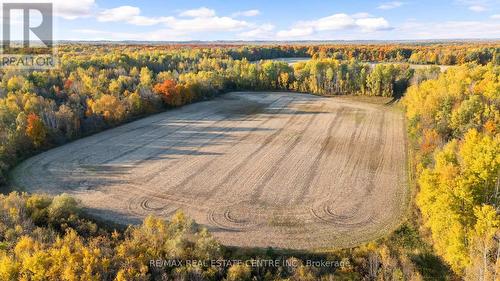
[153,79,183,107]
[26,113,47,148]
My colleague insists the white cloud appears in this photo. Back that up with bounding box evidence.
[469,5,487,11]
[277,13,392,39]
[277,27,314,38]
[97,6,170,26]
[355,17,392,31]
[352,12,373,19]
[377,1,404,10]
[163,16,250,32]
[239,24,275,39]
[53,0,95,19]
[307,14,356,31]
[232,9,260,17]
[57,2,500,41]
[95,6,250,32]
[179,7,216,18]
[97,6,140,22]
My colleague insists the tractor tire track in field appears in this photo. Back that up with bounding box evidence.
[10,92,408,249]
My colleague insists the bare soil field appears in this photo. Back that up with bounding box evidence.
[11,92,407,249]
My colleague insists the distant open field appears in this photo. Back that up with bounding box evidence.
[11,92,407,249]
[263,57,451,71]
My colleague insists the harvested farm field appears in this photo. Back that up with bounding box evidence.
[11,92,408,249]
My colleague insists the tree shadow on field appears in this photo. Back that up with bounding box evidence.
[53,128,265,190]
[42,93,327,192]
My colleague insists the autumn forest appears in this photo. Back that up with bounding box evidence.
[0,43,499,280]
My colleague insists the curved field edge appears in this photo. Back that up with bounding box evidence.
[10,92,409,250]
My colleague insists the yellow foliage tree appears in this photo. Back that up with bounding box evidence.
[89,95,126,123]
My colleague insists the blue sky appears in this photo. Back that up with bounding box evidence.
[9,0,500,41]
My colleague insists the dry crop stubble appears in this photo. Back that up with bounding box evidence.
[12,92,408,249]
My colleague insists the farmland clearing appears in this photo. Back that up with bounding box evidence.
[11,92,408,249]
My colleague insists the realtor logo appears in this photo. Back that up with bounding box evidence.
[1,2,57,69]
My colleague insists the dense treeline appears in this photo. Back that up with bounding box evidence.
[226,44,500,65]
[403,64,499,279]
[0,192,452,280]
[57,43,500,65]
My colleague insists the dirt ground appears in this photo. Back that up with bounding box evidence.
[11,92,408,249]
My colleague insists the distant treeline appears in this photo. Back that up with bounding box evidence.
[221,44,500,65]
[57,43,500,65]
